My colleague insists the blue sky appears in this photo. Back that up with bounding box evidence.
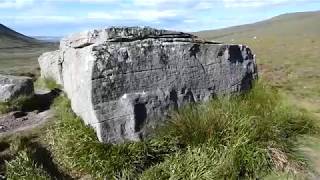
[0,0,319,36]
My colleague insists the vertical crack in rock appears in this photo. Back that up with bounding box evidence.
[38,27,258,144]
[160,44,169,65]
[169,89,178,109]
[58,52,64,84]
[189,44,206,74]
[120,122,126,137]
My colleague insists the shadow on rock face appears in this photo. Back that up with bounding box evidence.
[22,88,62,113]
[134,102,147,133]
[228,45,244,63]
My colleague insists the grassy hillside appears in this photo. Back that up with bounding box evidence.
[0,23,40,48]
[196,11,320,177]
[0,24,57,76]
[195,10,320,117]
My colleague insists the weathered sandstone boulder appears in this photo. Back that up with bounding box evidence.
[38,27,258,143]
[0,75,34,102]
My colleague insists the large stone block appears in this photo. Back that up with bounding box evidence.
[38,27,258,143]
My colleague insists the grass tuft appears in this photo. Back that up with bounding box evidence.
[44,95,179,179]
[0,96,34,114]
[34,77,61,90]
[42,81,317,179]
[6,151,50,180]
[141,82,317,179]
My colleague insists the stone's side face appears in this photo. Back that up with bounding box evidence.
[38,27,258,143]
[0,75,34,102]
[61,46,99,129]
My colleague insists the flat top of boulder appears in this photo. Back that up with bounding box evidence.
[61,26,201,48]
[104,26,196,40]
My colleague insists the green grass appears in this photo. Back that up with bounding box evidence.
[0,122,57,179]
[5,151,50,180]
[0,45,57,76]
[35,77,61,90]
[44,95,179,179]
[195,11,320,116]
[0,24,57,76]
[40,82,317,179]
[0,95,34,114]
[140,82,316,179]
[1,81,316,179]
[195,12,320,175]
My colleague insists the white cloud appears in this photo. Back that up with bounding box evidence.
[1,0,317,36]
[193,1,216,10]
[88,9,179,22]
[3,15,77,23]
[79,0,117,3]
[133,0,191,6]
[0,0,34,9]
[87,12,117,20]
[132,10,179,21]
[183,19,197,23]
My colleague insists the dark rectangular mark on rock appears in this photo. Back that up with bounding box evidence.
[170,89,178,109]
[134,102,147,132]
[189,44,201,58]
[228,45,244,63]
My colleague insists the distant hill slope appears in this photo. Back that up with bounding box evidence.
[0,24,41,48]
[195,11,320,41]
[196,10,320,116]
[0,24,57,75]
[33,36,61,43]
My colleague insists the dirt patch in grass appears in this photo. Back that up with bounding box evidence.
[0,89,60,137]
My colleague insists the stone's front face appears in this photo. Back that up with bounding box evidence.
[0,75,34,102]
[38,27,258,144]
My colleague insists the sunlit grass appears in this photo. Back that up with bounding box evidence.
[41,82,317,179]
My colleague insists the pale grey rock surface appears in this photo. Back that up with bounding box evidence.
[0,75,34,102]
[38,50,63,85]
[38,27,258,143]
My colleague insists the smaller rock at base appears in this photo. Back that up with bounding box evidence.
[0,74,34,102]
